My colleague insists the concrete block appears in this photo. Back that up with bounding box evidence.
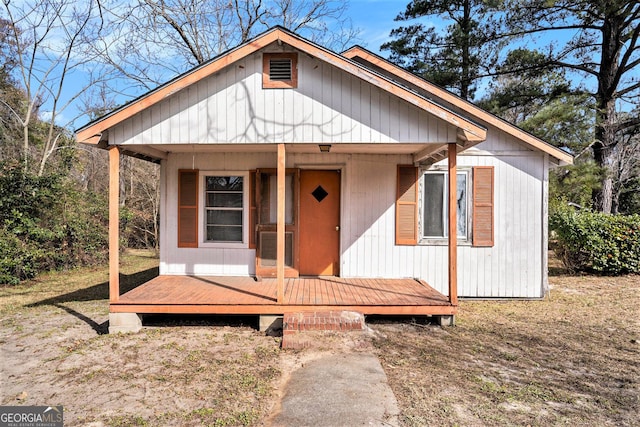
[259,315,283,336]
[437,315,456,327]
[109,312,143,334]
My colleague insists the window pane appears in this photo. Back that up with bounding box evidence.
[259,232,293,267]
[207,226,243,242]
[204,175,245,243]
[206,176,243,192]
[268,174,294,224]
[423,174,445,237]
[207,210,242,226]
[457,173,467,237]
[207,193,243,208]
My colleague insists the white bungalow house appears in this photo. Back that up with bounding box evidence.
[75,27,572,333]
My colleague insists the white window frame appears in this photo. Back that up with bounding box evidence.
[419,167,471,245]
[199,171,249,248]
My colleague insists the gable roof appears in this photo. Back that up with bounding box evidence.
[76,26,487,148]
[342,46,573,165]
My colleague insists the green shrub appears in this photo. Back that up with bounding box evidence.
[0,162,108,284]
[550,205,640,275]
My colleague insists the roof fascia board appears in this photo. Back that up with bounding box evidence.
[274,31,486,141]
[76,30,282,144]
[343,46,573,165]
[77,27,486,146]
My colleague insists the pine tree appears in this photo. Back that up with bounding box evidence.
[497,0,640,212]
[382,0,501,100]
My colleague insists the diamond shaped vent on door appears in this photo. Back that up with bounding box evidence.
[311,185,328,202]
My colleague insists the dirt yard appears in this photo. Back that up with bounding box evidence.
[1,250,638,426]
[371,271,640,426]
[0,251,283,426]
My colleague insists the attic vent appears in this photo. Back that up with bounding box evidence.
[263,53,298,88]
[270,58,292,80]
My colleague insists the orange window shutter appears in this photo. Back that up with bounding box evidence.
[178,170,198,248]
[473,166,494,247]
[249,170,257,249]
[396,165,418,245]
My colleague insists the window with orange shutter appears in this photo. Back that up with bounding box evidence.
[422,170,470,240]
[395,165,494,247]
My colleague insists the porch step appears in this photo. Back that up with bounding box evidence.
[282,311,365,350]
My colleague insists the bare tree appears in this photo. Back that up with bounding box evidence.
[68,0,357,252]
[1,0,107,175]
[266,0,358,49]
[90,0,358,90]
[498,0,640,213]
[126,159,161,251]
[0,18,24,161]
[611,112,640,213]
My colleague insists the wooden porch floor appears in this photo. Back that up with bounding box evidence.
[111,276,456,316]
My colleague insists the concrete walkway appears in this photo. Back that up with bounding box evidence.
[267,353,400,427]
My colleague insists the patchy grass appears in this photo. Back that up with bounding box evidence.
[2,249,638,426]
[0,250,283,426]
[0,249,159,315]
[371,269,640,426]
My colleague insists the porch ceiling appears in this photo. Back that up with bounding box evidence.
[119,142,450,159]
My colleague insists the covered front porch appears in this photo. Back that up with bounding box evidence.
[105,142,463,332]
[72,27,497,333]
[110,275,455,316]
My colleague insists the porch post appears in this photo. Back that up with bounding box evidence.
[108,146,120,303]
[276,143,285,303]
[448,142,458,305]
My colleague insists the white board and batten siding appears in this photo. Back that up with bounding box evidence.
[110,47,458,146]
[118,43,550,298]
[160,152,266,276]
[339,131,548,298]
[160,129,548,298]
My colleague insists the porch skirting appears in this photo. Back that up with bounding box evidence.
[110,275,457,316]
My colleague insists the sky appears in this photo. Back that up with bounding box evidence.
[44,0,413,128]
[347,0,406,54]
[7,0,637,129]
[70,0,414,128]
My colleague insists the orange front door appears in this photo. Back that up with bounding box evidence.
[299,170,341,276]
